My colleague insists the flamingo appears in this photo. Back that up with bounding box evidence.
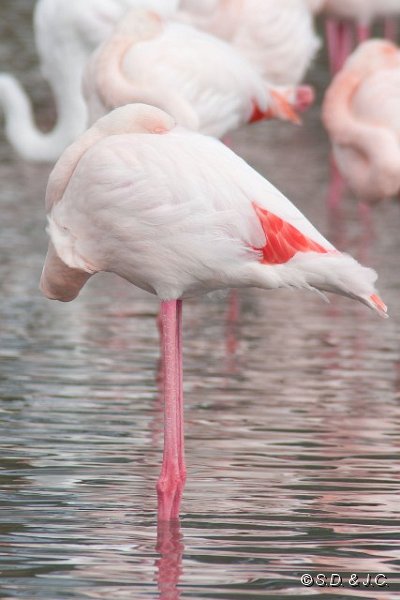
[39,104,387,520]
[0,0,179,162]
[83,10,314,136]
[178,0,320,86]
[322,39,400,204]
[321,0,400,74]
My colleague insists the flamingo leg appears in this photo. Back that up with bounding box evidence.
[340,22,354,67]
[384,18,398,42]
[325,18,340,75]
[226,289,239,357]
[357,201,375,253]
[327,155,346,213]
[356,22,371,43]
[156,309,164,384]
[325,19,354,75]
[157,299,186,521]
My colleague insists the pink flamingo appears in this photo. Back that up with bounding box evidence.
[40,104,387,520]
[83,10,313,135]
[178,0,321,86]
[322,39,400,205]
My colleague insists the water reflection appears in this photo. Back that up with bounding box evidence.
[1,3,400,600]
[156,519,183,600]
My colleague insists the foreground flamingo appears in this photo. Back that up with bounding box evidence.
[322,39,400,203]
[0,0,179,162]
[40,104,387,520]
[179,0,320,85]
[83,10,313,135]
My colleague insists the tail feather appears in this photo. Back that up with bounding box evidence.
[268,252,387,317]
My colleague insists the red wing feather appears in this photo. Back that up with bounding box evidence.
[249,100,273,123]
[253,203,328,265]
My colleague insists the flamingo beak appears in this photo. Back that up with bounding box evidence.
[269,89,302,125]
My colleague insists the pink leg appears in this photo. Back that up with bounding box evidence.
[356,22,371,43]
[325,18,340,75]
[326,156,347,247]
[157,299,186,521]
[226,289,239,358]
[340,22,354,64]
[327,155,345,213]
[356,201,375,263]
[325,19,354,74]
[384,17,398,42]
[156,309,164,384]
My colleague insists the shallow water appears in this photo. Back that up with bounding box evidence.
[1,4,400,600]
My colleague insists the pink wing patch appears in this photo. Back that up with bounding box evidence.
[249,100,273,123]
[253,203,328,265]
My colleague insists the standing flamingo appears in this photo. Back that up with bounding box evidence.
[0,0,179,162]
[179,0,320,86]
[322,39,400,204]
[40,104,387,520]
[83,10,314,135]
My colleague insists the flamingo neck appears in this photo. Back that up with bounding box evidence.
[0,73,87,162]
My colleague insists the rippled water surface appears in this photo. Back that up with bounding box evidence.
[1,3,400,599]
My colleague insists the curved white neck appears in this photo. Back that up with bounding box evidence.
[0,73,87,162]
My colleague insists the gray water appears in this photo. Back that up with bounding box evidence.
[1,3,400,599]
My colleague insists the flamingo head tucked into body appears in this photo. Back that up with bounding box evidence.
[345,39,400,76]
[40,103,177,301]
[96,102,176,135]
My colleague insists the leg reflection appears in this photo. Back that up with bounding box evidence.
[156,518,184,600]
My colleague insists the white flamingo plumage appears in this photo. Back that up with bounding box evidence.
[40,104,387,520]
[178,0,320,85]
[322,39,400,202]
[83,10,313,136]
[0,0,179,162]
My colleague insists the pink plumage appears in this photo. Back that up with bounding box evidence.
[40,104,387,519]
[179,0,320,85]
[322,39,400,201]
[83,9,312,137]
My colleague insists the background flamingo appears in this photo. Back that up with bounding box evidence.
[179,0,320,86]
[83,10,314,136]
[40,103,386,520]
[322,39,400,204]
[0,0,180,162]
